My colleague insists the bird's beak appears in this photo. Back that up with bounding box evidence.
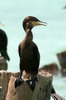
[32,21,47,26]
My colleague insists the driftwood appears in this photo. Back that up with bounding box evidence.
[0,71,52,100]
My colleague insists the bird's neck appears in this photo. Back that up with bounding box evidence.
[25,29,33,41]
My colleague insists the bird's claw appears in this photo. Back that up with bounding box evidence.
[15,78,23,88]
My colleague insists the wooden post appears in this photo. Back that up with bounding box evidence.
[0,71,52,100]
[57,51,66,75]
[57,51,66,69]
[0,57,8,70]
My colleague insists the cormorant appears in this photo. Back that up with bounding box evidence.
[15,16,47,90]
[15,16,65,100]
[0,29,10,61]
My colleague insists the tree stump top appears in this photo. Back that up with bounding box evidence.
[6,71,52,100]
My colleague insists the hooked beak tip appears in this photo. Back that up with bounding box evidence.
[39,21,48,26]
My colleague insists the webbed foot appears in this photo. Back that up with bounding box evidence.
[15,78,24,88]
[26,77,38,91]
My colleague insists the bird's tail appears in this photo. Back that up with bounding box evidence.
[5,51,10,61]
[1,50,10,61]
[51,93,65,100]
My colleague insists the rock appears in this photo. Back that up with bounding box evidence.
[0,57,8,70]
[39,63,58,75]
[0,71,52,100]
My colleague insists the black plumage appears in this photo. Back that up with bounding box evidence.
[15,16,47,90]
[0,29,10,61]
[19,32,40,76]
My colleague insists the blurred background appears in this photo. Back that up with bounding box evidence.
[0,0,66,99]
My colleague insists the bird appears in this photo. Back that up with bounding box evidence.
[0,29,10,61]
[15,16,47,90]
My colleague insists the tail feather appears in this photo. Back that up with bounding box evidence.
[1,51,10,61]
[5,52,10,61]
[51,93,65,100]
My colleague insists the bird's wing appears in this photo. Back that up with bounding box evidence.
[18,44,21,57]
[33,43,40,67]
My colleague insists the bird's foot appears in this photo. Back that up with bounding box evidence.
[26,77,38,91]
[15,78,24,88]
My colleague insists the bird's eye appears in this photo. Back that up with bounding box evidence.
[26,22,29,26]
[26,21,31,26]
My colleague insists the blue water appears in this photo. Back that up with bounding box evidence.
[0,0,66,99]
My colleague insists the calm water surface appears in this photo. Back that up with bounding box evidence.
[0,0,66,99]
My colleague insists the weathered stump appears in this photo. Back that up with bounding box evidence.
[0,71,52,100]
[0,71,19,100]
[57,51,66,69]
[57,51,66,76]
[0,57,8,70]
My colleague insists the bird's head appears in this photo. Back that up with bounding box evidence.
[23,16,47,31]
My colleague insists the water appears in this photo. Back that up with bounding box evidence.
[0,0,66,99]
